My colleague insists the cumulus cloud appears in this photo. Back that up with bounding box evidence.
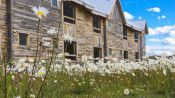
[162,38,175,45]
[149,24,175,35]
[157,15,166,20]
[124,12,134,20]
[147,7,161,13]
[147,45,175,56]
[148,24,175,56]
[148,39,161,42]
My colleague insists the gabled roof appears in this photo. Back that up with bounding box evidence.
[126,20,149,34]
[83,0,116,15]
[64,0,125,20]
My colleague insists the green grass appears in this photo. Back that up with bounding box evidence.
[0,69,175,98]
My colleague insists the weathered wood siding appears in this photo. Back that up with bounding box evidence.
[0,0,7,56]
[11,0,61,60]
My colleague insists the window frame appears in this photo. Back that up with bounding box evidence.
[135,52,140,61]
[93,15,101,33]
[93,47,102,62]
[64,41,77,60]
[107,20,112,28]
[123,29,128,40]
[63,1,76,24]
[134,32,139,42]
[18,32,29,47]
[51,0,58,8]
[124,51,128,59]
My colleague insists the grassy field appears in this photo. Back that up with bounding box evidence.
[1,67,175,98]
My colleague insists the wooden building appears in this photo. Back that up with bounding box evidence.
[0,0,148,61]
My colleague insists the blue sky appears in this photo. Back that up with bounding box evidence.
[120,0,175,56]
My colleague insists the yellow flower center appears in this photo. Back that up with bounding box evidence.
[37,10,44,17]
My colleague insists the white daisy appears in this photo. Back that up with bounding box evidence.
[124,88,130,95]
[32,6,49,19]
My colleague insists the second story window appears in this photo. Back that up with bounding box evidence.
[51,0,58,7]
[123,29,128,40]
[134,32,139,42]
[19,33,29,46]
[108,20,112,28]
[63,1,76,24]
[93,15,101,33]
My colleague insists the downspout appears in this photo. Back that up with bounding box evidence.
[6,0,12,62]
[103,19,107,62]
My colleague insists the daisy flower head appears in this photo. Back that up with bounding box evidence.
[32,6,49,19]
[124,88,130,95]
[63,33,74,43]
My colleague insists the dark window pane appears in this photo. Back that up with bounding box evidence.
[134,32,139,42]
[123,28,127,40]
[135,52,139,60]
[94,47,102,62]
[52,0,58,7]
[64,41,77,60]
[63,2,75,18]
[64,41,76,55]
[94,47,102,58]
[124,51,128,59]
[19,33,28,46]
[93,15,101,29]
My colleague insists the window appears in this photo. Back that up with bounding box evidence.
[108,20,112,28]
[51,0,58,7]
[93,15,101,33]
[63,1,76,24]
[135,52,140,61]
[124,51,128,59]
[64,41,77,60]
[94,47,102,62]
[123,30,128,40]
[134,32,138,42]
[108,48,112,56]
[19,33,28,46]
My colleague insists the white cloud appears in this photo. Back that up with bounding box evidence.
[148,39,161,42]
[162,38,175,45]
[124,12,134,20]
[147,45,175,56]
[149,24,175,35]
[157,15,166,20]
[147,7,161,13]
